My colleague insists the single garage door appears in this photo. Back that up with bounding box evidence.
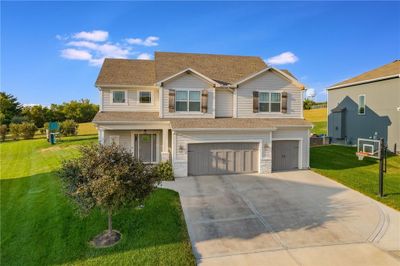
[188,143,259,176]
[272,140,299,171]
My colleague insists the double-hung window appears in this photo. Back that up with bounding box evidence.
[358,95,366,115]
[176,90,201,112]
[139,91,152,104]
[112,90,126,104]
[259,92,282,113]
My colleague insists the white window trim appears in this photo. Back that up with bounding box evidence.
[109,135,120,145]
[175,89,202,113]
[358,94,366,115]
[258,90,283,113]
[110,90,128,105]
[138,90,153,105]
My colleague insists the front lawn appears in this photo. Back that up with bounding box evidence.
[311,145,400,210]
[1,136,195,265]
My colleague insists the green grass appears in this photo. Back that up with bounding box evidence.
[311,145,400,210]
[311,121,327,135]
[304,108,327,135]
[78,122,97,136]
[1,137,195,266]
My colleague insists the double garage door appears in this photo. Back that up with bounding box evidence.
[187,140,299,176]
[188,143,259,176]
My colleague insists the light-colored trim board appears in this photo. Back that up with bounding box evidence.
[327,74,400,90]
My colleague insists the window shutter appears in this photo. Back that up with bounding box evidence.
[168,90,175,112]
[253,91,259,113]
[281,92,288,113]
[201,89,208,113]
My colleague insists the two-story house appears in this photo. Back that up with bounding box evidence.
[93,52,312,177]
[327,60,399,153]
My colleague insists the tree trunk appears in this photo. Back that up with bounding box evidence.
[108,209,112,235]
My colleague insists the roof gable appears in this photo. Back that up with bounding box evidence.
[155,52,267,85]
[329,60,400,89]
[235,67,305,90]
[156,68,218,86]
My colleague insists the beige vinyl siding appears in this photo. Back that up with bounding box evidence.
[237,71,303,118]
[102,87,159,112]
[104,130,132,151]
[215,89,233,117]
[162,73,215,118]
[172,131,272,177]
[272,128,310,169]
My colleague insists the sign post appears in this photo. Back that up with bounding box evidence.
[378,138,384,197]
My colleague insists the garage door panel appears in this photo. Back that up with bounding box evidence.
[272,140,299,172]
[188,143,259,176]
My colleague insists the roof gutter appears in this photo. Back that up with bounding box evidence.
[327,74,400,90]
[93,120,171,125]
[172,127,277,132]
[95,84,159,89]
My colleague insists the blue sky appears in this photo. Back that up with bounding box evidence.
[1,1,399,105]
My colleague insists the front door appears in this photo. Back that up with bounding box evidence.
[133,133,157,163]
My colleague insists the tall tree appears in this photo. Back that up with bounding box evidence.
[0,92,22,125]
[22,105,50,128]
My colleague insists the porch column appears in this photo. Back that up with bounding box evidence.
[161,128,170,161]
[99,128,105,144]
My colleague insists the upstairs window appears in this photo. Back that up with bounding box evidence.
[259,92,282,113]
[358,95,366,115]
[139,91,152,104]
[112,90,126,104]
[176,90,201,112]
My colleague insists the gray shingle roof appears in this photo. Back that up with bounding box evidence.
[95,52,269,86]
[92,112,312,128]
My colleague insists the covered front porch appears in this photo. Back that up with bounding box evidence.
[97,121,171,164]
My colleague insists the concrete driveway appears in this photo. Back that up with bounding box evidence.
[163,170,400,266]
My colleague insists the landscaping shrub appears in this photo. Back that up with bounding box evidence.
[19,122,37,139]
[9,123,21,140]
[153,161,174,181]
[60,119,78,136]
[0,125,7,142]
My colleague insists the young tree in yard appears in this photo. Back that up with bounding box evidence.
[58,144,160,247]
[59,120,78,136]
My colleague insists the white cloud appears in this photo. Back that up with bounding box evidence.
[266,51,299,65]
[67,41,98,50]
[73,30,109,42]
[126,36,159,47]
[137,53,152,60]
[61,49,92,60]
[58,30,159,66]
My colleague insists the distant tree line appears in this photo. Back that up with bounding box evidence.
[303,99,327,110]
[0,92,99,141]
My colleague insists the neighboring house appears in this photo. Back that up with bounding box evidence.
[93,52,312,177]
[327,60,400,153]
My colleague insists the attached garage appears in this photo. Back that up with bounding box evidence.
[188,142,259,176]
[272,140,299,171]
